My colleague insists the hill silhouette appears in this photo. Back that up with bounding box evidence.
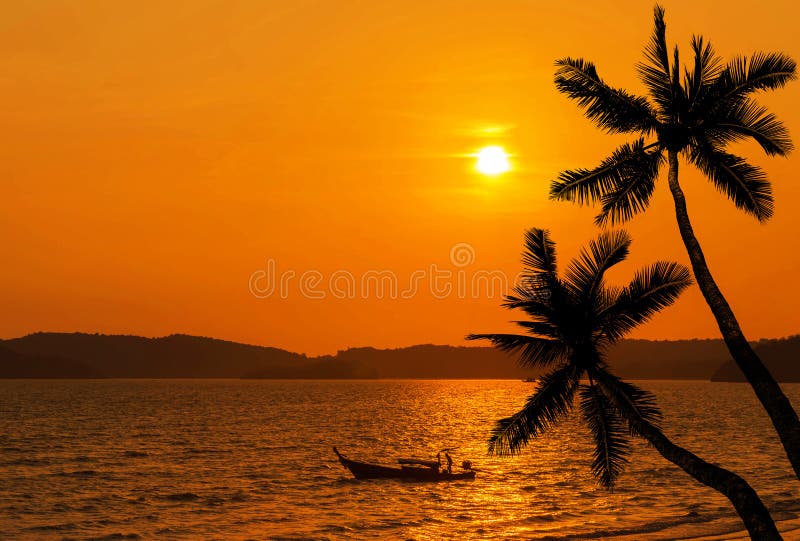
[711,336,800,382]
[0,333,523,379]
[1,332,798,380]
[267,345,529,379]
[0,344,101,378]
[1,333,306,378]
[607,339,734,380]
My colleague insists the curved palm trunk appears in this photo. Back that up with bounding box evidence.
[666,150,800,481]
[629,414,781,540]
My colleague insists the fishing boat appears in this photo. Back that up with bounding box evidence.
[332,447,476,481]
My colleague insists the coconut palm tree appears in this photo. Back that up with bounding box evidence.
[548,4,800,480]
[468,228,780,540]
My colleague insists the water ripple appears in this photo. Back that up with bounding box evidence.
[0,379,798,540]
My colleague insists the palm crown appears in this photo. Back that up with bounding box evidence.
[468,228,692,488]
[550,5,796,224]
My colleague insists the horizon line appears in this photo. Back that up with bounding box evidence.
[3,330,799,358]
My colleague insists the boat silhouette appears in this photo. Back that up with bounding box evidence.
[333,447,476,481]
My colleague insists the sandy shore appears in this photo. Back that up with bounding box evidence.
[609,516,800,540]
[688,517,800,541]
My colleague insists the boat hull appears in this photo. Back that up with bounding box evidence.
[333,447,475,481]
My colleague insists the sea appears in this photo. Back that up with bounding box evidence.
[1,380,799,540]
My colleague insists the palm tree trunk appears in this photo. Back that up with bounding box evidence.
[666,150,800,481]
[630,414,782,540]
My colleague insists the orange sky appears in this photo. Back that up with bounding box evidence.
[1,1,799,355]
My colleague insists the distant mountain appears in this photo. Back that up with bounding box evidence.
[251,345,529,379]
[711,336,800,382]
[606,339,734,380]
[0,333,523,379]
[0,344,101,378]
[1,333,306,378]
[1,332,798,380]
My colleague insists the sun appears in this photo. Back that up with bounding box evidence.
[475,146,511,175]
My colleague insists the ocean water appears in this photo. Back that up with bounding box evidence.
[1,379,799,540]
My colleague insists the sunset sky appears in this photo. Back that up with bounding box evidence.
[2,0,799,355]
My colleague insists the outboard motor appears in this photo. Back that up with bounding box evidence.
[461,460,472,471]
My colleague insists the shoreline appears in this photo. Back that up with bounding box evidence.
[688,516,800,540]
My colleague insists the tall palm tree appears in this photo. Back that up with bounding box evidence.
[548,4,800,480]
[468,228,781,540]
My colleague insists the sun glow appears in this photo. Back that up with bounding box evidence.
[475,146,511,175]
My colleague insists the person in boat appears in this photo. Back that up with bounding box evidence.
[436,452,442,472]
[445,452,453,473]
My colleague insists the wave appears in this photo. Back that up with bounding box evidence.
[5,457,50,466]
[162,492,200,502]
[530,511,722,541]
[184,448,226,455]
[58,470,98,477]
[79,534,142,541]
[26,522,78,531]
[229,491,249,502]
[1,446,24,452]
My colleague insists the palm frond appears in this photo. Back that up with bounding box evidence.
[685,35,721,109]
[705,99,792,156]
[503,281,573,336]
[521,228,558,276]
[591,287,624,349]
[595,148,664,226]
[593,369,663,437]
[670,45,687,115]
[636,5,673,115]
[563,230,631,302]
[713,52,797,103]
[514,276,558,305]
[466,333,569,369]
[504,287,555,319]
[689,143,774,221]
[579,382,631,489]
[554,57,656,134]
[488,365,580,456]
[597,261,692,341]
[513,320,562,340]
[517,228,573,320]
[550,139,659,205]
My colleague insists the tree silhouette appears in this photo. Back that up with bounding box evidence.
[550,4,800,480]
[469,228,780,540]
